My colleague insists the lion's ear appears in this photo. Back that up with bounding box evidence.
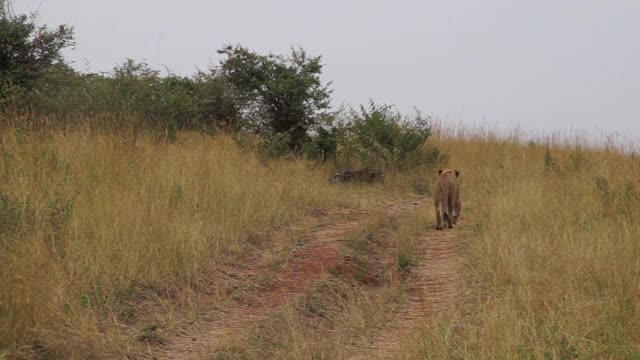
[455,169,460,178]
[438,168,443,175]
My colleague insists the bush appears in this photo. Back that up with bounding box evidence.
[260,132,292,158]
[192,70,240,131]
[334,101,438,171]
[305,127,337,162]
[13,60,240,136]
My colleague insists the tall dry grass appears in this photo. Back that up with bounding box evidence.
[0,128,353,358]
[405,129,640,358]
[3,122,638,359]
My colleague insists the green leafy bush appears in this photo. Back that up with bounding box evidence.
[305,127,338,161]
[334,101,438,171]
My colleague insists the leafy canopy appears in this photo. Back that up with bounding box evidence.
[218,45,332,151]
[0,14,74,101]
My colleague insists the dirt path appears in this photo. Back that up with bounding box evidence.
[352,220,465,359]
[150,199,423,360]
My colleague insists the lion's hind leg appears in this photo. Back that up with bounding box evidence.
[435,201,443,230]
[453,198,461,225]
[446,198,454,228]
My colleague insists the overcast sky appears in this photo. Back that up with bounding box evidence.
[11,0,640,141]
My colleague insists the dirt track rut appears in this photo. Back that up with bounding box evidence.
[151,199,422,359]
[352,221,465,359]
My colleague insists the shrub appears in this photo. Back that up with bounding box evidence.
[305,127,337,162]
[15,60,240,136]
[334,101,438,171]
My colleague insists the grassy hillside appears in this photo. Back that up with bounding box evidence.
[1,124,638,359]
[0,128,371,358]
[405,130,640,358]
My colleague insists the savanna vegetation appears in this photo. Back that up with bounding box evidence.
[204,131,640,360]
[1,5,639,360]
[402,130,640,359]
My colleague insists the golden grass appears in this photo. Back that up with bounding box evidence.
[402,130,640,358]
[0,128,356,358]
[3,123,639,359]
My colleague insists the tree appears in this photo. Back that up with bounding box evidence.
[218,45,332,152]
[0,12,75,103]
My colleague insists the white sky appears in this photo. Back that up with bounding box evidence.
[11,0,640,141]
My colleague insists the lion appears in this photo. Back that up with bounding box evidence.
[433,168,461,230]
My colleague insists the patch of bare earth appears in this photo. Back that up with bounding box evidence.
[352,220,465,359]
[148,199,422,360]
